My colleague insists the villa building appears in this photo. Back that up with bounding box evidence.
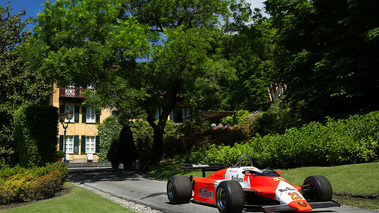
[50,83,192,163]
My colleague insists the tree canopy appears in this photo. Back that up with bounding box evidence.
[19,0,379,163]
[22,0,247,162]
[0,3,52,167]
[266,0,379,121]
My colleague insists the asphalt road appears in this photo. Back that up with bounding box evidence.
[67,168,378,213]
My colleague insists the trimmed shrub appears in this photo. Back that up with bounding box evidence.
[13,105,58,167]
[0,162,67,204]
[98,116,122,162]
[29,171,64,199]
[108,125,138,169]
[185,111,379,168]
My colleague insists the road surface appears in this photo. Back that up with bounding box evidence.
[67,168,378,213]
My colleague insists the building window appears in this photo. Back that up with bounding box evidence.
[66,136,74,154]
[65,106,75,123]
[86,107,96,123]
[86,136,95,153]
[170,107,192,123]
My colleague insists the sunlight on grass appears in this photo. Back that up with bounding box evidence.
[2,182,136,213]
[279,162,379,196]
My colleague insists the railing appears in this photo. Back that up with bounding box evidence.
[59,87,87,98]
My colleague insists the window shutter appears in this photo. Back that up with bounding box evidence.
[82,106,87,123]
[81,135,86,154]
[75,106,80,122]
[60,105,65,114]
[96,135,100,153]
[59,135,63,150]
[96,111,101,123]
[74,135,79,153]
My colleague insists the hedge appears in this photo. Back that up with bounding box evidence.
[98,116,123,162]
[0,162,67,204]
[185,111,379,168]
[98,117,181,166]
[13,105,59,167]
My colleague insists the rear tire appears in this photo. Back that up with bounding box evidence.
[216,181,245,213]
[302,175,333,202]
[167,176,192,204]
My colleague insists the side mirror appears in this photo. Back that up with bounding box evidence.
[277,171,283,175]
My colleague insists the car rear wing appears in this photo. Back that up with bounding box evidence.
[180,163,225,177]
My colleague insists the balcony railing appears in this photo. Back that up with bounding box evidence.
[59,87,87,98]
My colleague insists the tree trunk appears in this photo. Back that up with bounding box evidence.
[147,78,182,164]
[151,124,164,163]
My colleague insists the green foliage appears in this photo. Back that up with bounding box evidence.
[13,105,59,168]
[266,0,379,121]
[177,118,248,154]
[131,120,180,164]
[97,116,122,162]
[0,162,67,204]
[254,98,305,136]
[108,125,138,170]
[0,3,52,168]
[24,0,245,163]
[186,111,379,168]
[101,118,180,166]
[55,150,64,158]
[221,110,262,137]
[131,121,154,165]
[219,20,275,111]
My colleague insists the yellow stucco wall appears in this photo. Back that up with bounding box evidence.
[52,84,112,163]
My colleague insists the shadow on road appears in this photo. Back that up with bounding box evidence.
[67,168,148,183]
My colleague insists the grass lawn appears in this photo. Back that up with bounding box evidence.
[279,162,379,210]
[1,182,135,213]
[151,159,379,210]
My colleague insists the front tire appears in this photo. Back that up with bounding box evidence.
[302,175,333,202]
[216,181,245,213]
[167,176,192,204]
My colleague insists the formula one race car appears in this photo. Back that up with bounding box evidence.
[167,154,340,213]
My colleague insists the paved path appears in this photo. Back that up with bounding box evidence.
[67,168,378,213]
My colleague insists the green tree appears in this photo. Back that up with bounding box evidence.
[0,3,52,167]
[266,0,379,121]
[22,0,245,163]
[220,17,277,111]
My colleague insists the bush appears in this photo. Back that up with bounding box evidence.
[131,121,154,165]
[185,111,379,168]
[108,125,138,169]
[221,110,261,137]
[13,105,59,167]
[101,118,180,167]
[98,116,122,162]
[131,120,180,164]
[0,162,67,204]
[29,171,64,199]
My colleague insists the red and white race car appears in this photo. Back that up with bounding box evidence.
[167,154,340,213]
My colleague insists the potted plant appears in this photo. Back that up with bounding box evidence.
[55,150,65,162]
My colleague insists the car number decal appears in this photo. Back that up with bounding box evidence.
[288,192,302,200]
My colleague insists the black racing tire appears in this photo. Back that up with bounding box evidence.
[216,181,245,213]
[167,176,192,204]
[302,175,333,202]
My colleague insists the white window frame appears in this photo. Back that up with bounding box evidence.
[86,107,96,123]
[65,106,75,123]
[86,136,96,154]
[65,136,74,154]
